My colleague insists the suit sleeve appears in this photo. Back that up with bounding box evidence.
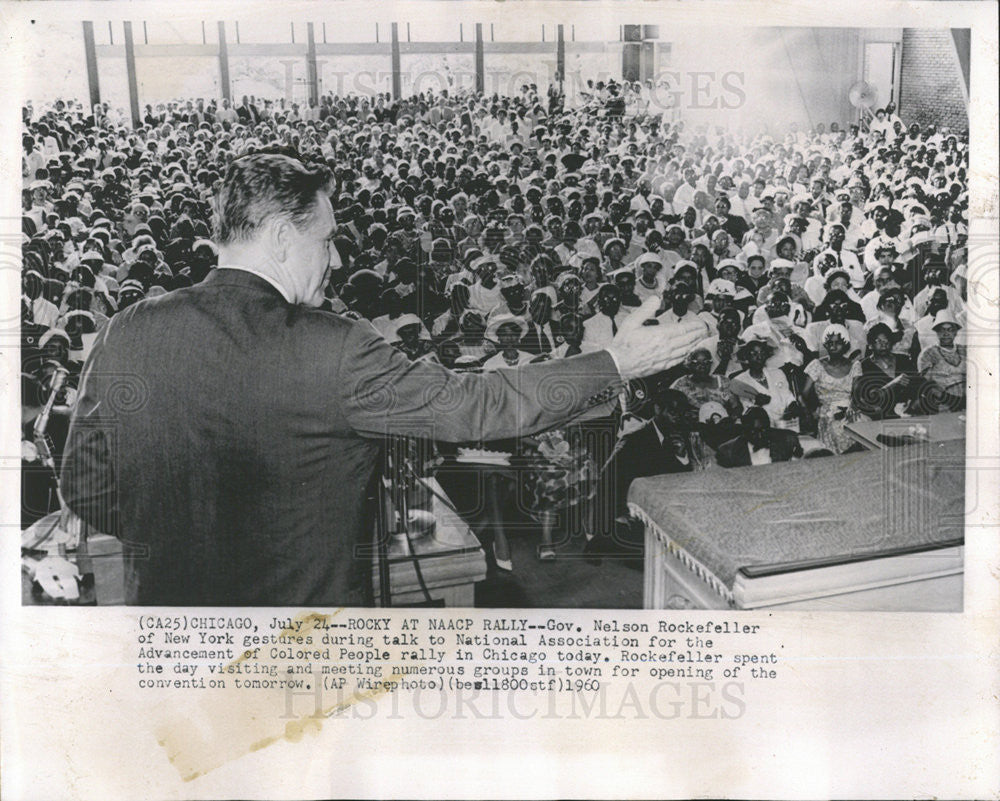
[338,317,623,442]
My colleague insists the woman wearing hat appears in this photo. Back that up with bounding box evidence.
[438,310,495,368]
[579,257,604,312]
[868,285,917,356]
[806,288,866,357]
[602,237,628,277]
[634,252,666,302]
[671,347,743,425]
[669,262,706,314]
[388,314,436,362]
[851,322,924,419]
[802,325,862,453]
[609,266,641,308]
[916,310,965,411]
[729,327,803,431]
[482,315,532,370]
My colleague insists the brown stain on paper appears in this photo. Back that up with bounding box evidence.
[154,610,401,782]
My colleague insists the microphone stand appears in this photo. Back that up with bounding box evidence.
[33,366,69,517]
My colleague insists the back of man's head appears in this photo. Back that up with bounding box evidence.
[213,153,332,246]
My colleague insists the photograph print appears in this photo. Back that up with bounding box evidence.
[18,12,970,611]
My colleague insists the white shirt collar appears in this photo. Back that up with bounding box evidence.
[216,265,293,303]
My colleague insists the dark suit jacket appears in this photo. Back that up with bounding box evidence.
[715,429,803,468]
[520,322,556,355]
[618,423,695,480]
[60,270,623,606]
[613,422,694,512]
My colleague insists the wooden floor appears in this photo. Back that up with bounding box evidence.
[471,520,645,609]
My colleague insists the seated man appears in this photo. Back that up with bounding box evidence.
[614,388,700,515]
[582,284,630,348]
[716,406,803,468]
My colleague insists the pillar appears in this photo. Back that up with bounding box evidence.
[217,22,231,101]
[391,23,402,99]
[82,21,101,109]
[306,22,319,103]
[556,24,565,86]
[122,21,141,128]
[475,23,484,93]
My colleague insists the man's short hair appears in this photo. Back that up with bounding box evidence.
[213,153,333,245]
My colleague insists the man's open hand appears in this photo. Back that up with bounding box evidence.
[606,295,710,380]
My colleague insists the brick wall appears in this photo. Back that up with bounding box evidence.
[898,29,969,134]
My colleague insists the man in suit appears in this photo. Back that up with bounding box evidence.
[582,284,631,348]
[519,289,557,355]
[614,388,698,513]
[235,95,258,124]
[60,153,700,607]
[715,407,803,468]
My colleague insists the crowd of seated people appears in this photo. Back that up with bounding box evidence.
[21,85,969,573]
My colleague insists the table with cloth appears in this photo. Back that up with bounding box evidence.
[628,439,964,611]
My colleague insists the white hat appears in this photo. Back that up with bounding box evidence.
[470,255,499,273]
[706,278,736,297]
[486,313,528,341]
[739,323,780,347]
[63,309,95,325]
[931,310,961,331]
[821,323,851,345]
[389,313,429,341]
[39,328,70,349]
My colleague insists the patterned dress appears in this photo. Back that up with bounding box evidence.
[916,345,966,396]
[521,428,598,519]
[805,358,861,453]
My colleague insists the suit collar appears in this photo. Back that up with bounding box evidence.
[204,266,292,302]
